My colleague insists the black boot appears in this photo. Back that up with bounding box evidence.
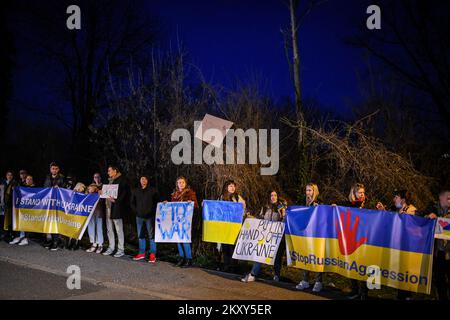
[176,258,186,267]
[182,259,193,268]
[72,240,79,251]
[65,238,72,250]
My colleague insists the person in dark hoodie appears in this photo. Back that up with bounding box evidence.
[102,165,130,258]
[423,189,450,300]
[3,170,17,243]
[130,175,160,263]
[43,162,66,251]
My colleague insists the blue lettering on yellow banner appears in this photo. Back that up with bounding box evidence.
[13,187,99,239]
[285,205,436,294]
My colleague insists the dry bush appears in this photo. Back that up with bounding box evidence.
[283,116,435,209]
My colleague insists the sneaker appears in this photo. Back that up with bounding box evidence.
[133,253,146,261]
[9,237,22,245]
[102,248,114,256]
[182,259,193,268]
[148,253,156,263]
[241,273,256,283]
[18,238,29,246]
[43,239,52,249]
[95,246,103,254]
[312,281,323,293]
[273,275,280,282]
[113,250,124,258]
[295,280,310,290]
[176,258,185,267]
[50,241,59,251]
[86,244,97,253]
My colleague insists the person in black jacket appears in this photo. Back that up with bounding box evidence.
[102,165,130,258]
[130,175,159,263]
[2,170,17,243]
[423,189,450,301]
[43,162,66,251]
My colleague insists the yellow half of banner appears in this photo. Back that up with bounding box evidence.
[14,208,90,239]
[202,220,242,245]
[286,234,433,294]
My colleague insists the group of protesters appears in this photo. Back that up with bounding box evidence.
[1,162,449,300]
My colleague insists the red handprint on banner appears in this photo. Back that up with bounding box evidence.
[335,209,367,255]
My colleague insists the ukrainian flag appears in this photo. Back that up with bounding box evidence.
[13,187,99,239]
[202,200,244,244]
[285,205,436,294]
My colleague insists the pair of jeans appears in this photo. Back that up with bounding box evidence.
[177,243,192,259]
[351,279,368,297]
[88,217,103,245]
[251,262,262,276]
[302,270,323,283]
[136,217,156,254]
[273,235,285,278]
[222,244,237,269]
[250,240,285,278]
[105,207,124,252]
[434,250,450,300]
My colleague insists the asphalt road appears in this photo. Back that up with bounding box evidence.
[0,240,332,300]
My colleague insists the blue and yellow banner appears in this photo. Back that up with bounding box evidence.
[202,200,244,244]
[13,187,99,239]
[285,205,436,294]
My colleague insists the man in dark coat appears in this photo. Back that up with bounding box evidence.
[130,175,159,262]
[102,165,130,258]
[43,162,66,251]
[2,171,17,242]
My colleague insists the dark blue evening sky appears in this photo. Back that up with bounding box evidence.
[148,0,371,112]
[11,0,373,125]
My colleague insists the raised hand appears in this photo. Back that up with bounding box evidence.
[335,209,367,255]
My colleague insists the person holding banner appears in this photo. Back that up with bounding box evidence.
[3,170,17,243]
[170,176,198,267]
[296,183,325,293]
[376,189,418,300]
[130,175,160,263]
[424,189,450,300]
[43,162,66,251]
[0,181,4,241]
[217,180,246,273]
[376,189,417,215]
[9,175,36,246]
[341,183,370,300]
[102,165,130,258]
[85,184,105,254]
[241,190,287,283]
